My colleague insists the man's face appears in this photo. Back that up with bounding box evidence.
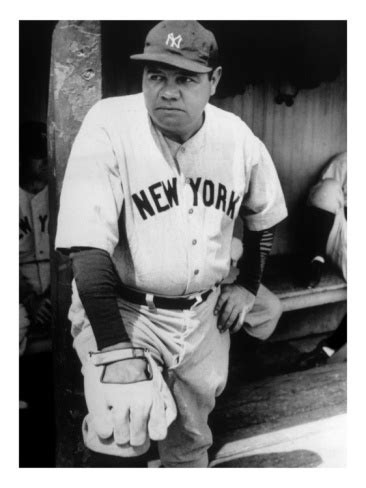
[30,157,48,182]
[142,63,221,142]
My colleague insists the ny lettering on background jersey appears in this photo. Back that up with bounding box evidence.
[39,214,48,232]
[19,214,49,239]
[132,176,241,221]
[19,216,32,237]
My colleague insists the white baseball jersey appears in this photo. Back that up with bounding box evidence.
[19,186,50,295]
[56,93,287,296]
[321,152,347,207]
[321,152,347,280]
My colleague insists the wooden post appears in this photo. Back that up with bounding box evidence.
[47,21,102,466]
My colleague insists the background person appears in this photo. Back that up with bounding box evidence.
[298,152,347,370]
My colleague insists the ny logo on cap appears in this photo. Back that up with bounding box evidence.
[166,33,183,49]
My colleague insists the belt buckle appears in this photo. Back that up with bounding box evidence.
[191,293,203,309]
[145,293,157,311]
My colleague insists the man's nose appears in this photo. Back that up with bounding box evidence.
[161,80,179,100]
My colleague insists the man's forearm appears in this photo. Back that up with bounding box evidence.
[71,248,130,350]
[236,226,275,296]
[19,270,36,303]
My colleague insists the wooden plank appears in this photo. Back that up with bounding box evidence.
[281,288,347,312]
[210,414,346,467]
[148,364,347,468]
[209,362,346,456]
[47,20,102,467]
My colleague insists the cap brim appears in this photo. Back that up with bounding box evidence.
[130,53,212,74]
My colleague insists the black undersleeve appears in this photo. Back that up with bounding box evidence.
[304,206,335,259]
[236,226,275,296]
[71,248,130,350]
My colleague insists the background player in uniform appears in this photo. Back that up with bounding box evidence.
[298,152,347,369]
[303,152,346,288]
[56,21,288,467]
[19,121,51,354]
[19,121,54,466]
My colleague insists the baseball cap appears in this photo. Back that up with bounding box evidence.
[130,21,219,73]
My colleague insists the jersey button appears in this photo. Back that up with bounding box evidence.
[180,146,186,153]
[194,269,199,275]
[192,239,197,245]
[185,177,191,184]
[188,208,193,214]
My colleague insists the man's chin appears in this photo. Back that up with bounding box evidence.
[152,117,187,136]
[155,112,186,124]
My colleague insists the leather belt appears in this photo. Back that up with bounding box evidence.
[118,284,213,310]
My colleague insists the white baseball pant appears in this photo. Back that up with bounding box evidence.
[69,280,282,467]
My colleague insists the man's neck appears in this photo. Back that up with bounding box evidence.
[20,179,47,195]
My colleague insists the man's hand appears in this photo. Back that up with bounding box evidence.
[102,357,149,384]
[214,284,256,334]
[23,290,52,326]
[34,297,52,326]
[101,342,142,383]
[74,328,177,457]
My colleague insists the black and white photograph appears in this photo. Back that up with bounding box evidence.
[15,6,355,474]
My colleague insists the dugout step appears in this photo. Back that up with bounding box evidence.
[208,362,347,466]
[147,362,347,468]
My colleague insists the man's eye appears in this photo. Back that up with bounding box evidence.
[178,77,195,84]
[149,74,164,82]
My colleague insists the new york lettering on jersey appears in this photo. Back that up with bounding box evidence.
[56,93,284,262]
[131,177,241,221]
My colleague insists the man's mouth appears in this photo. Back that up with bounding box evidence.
[156,107,184,112]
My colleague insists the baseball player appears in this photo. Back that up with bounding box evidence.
[297,152,347,369]
[19,121,51,355]
[303,152,347,288]
[55,21,287,468]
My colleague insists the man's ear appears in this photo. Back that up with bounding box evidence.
[210,66,222,97]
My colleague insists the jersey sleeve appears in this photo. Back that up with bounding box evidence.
[240,138,288,231]
[320,152,347,206]
[55,101,124,255]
